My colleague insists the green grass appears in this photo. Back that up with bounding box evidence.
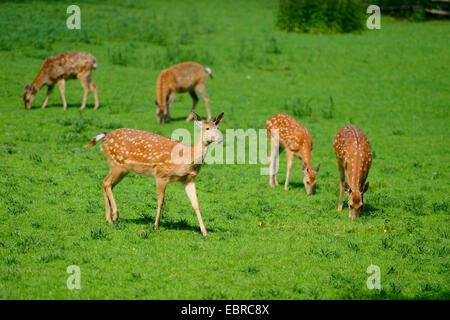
[0,0,449,299]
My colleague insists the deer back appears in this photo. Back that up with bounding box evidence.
[334,125,372,188]
[164,62,207,93]
[266,113,313,158]
[101,128,196,181]
[39,51,96,85]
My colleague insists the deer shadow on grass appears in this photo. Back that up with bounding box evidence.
[362,203,378,215]
[337,201,379,218]
[121,215,219,233]
[166,116,195,122]
[284,181,305,190]
[30,103,98,110]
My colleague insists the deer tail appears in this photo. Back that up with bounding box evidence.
[85,132,107,148]
[205,67,213,79]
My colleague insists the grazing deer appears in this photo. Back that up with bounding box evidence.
[265,113,320,195]
[23,51,99,110]
[334,125,372,220]
[155,62,213,124]
[85,112,224,237]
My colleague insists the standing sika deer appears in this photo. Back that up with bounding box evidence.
[86,112,224,237]
[23,51,99,110]
[265,113,320,195]
[155,62,213,124]
[333,125,372,220]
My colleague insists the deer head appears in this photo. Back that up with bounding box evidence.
[343,181,369,220]
[302,163,321,195]
[155,100,169,124]
[23,84,37,110]
[193,112,224,145]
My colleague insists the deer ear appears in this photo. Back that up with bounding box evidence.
[30,85,37,94]
[25,84,29,90]
[213,112,224,125]
[192,112,203,122]
[362,181,369,193]
[343,182,352,194]
[302,162,308,174]
[314,163,321,172]
[154,100,160,107]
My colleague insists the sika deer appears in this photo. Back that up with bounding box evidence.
[155,62,213,124]
[265,113,320,195]
[23,51,99,110]
[334,125,372,220]
[86,112,224,237]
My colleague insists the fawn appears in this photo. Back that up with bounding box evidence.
[86,112,224,237]
[266,113,320,195]
[155,62,213,124]
[334,125,372,220]
[23,51,99,110]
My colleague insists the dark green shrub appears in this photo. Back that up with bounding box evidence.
[276,0,365,34]
[322,96,335,119]
[108,48,129,66]
[285,97,312,118]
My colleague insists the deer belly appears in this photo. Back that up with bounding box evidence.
[123,161,157,177]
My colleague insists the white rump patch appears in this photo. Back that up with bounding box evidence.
[95,133,106,142]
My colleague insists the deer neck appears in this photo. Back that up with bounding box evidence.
[298,150,312,172]
[33,72,47,92]
[191,134,210,165]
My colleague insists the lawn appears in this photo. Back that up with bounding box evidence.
[0,0,448,299]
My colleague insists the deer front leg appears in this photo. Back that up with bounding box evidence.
[165,92,176,123]
[186,90,199,121]
[57,79,67,110]
[79,75,90,110]
[185,181,208,237]
[338,181,344,211]
[284,149,294,191]
[337,160,345,211]
[269,135,279,187]
[154,178,167,231]
[90,80,99,110]
[195,84,211,121]
[41,85,54,109]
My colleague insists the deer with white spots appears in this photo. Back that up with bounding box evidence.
[265,113,320,195]
[334,125,372,220]
[23,51,99,110]
[85,112,224,237]
[155,62,213,124]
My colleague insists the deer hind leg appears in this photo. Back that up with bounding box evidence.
[185,181,208,237]
[102,166,128,224]
[195,83,211,121]
[284,149,294,191]
[41,85,54,109]
[154,178,168,231]
[269,135,280,187]
[57,79,67,110]
[185,90,199,121]
[337,159,345,211]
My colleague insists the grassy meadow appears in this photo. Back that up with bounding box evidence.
[0,0,449,299]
